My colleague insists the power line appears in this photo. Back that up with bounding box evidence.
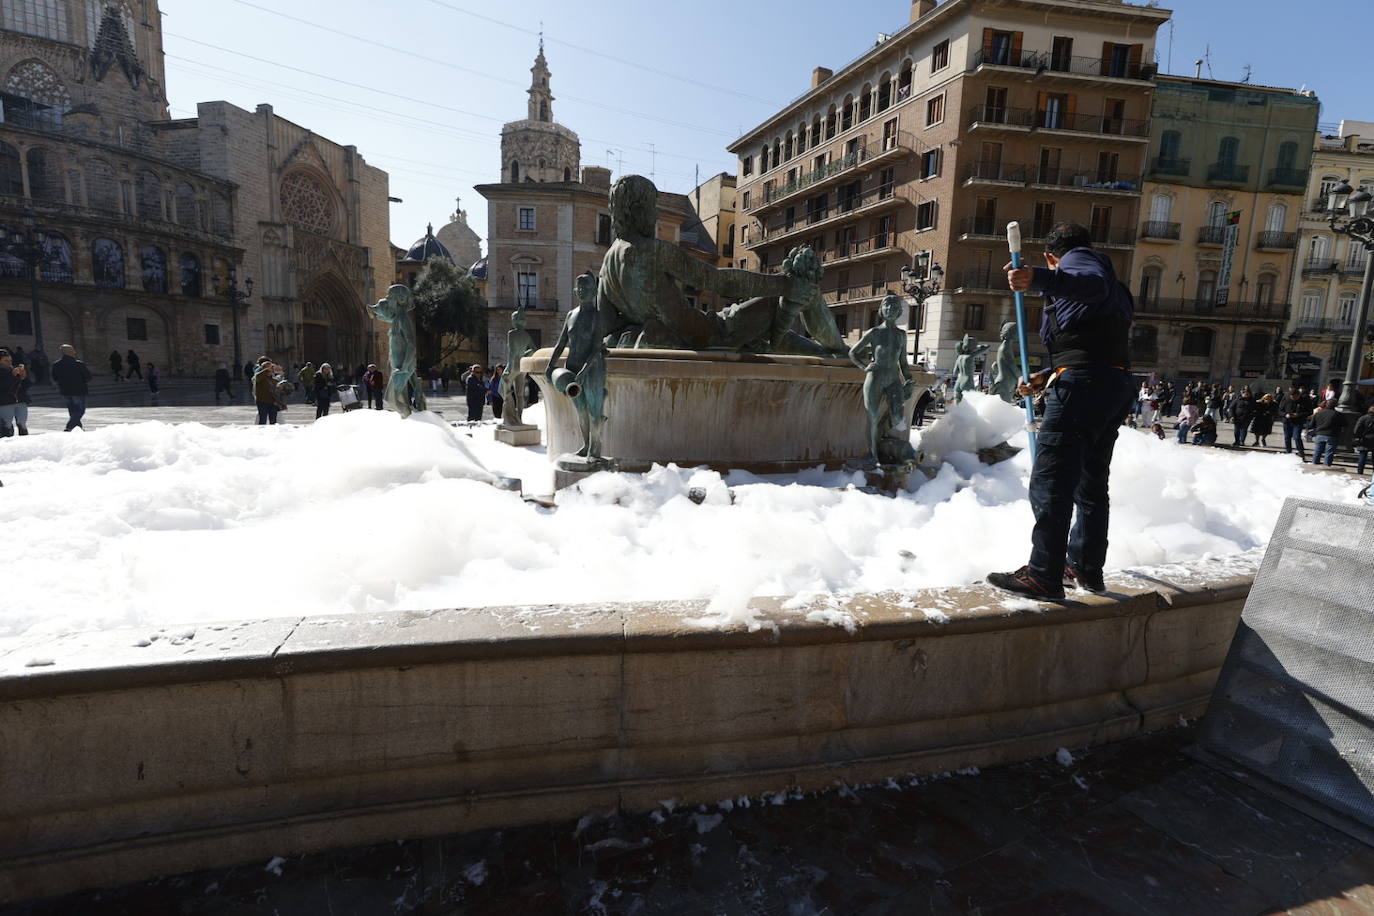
[417,0,780,108]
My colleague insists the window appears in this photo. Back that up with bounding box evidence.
[796,123,807,154]
[984,86,1008,122]
[597,213,612,245]
[518,207,535,230]
[931,39,950,71]
[784,206,796,231]
[1208,201,1228,228]
[2,0,71,42]
[825,109,837,139]
[784,132,794,161]
[1097,151,1120,182]
[879,167,895,197]
[806,193,827,224]
[1334,341,1350,367]
[1196,270,1217,306]
[975,197,998,235]
[876,77,891,112]
[1050,36,1073,71]
[919,148,940,178]
[1264,202,1287,233]
[898,62,913,100]
[1131,324,1158,361]
[180,252,201,297]
[516,271,538,307]
[724,225,735,258]
[1159,130,1182,162]
[140,246,167,294]
[925,94,945,126]
[1032,201,1056,239]
[760,144,770,172]
[1309,234,1330,261]
[1103,42,1135,78]
[1149,193,1173,223]
[509,161,520,182]
[810,118,821,147]
[1139,266,1162,307]
[126,317,148,341]
[875,215,894,248]
[773,138,781,164]
[1217,136,1240,166]
[1181,327,1215,357]
[916,200,937,230]
[742,155,753,177]
[842,97,854,131]
[7,310,32,336]
[1256,273,1277,306]
[204,324,220,345]
[1276,141,1298,171]
[984,29,1016,65]
[2,58,71,130]
[964,303,985,331]
[741,190,751,210]
[0,142,20,197]
[1300,293,1321,320]
[91,238,124,288]
[1039,93,1068,129]
[1038,147,1062,184]
[882,118,899,150]
[859,88,872,122]
[1339,292,1357,325]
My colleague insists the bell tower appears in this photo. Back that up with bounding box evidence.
[527,39,554,123]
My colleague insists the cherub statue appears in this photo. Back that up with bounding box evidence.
[366,284,426,417]
[988,321,1020,403]
[849,294,916,467]
[501,310,536,426]
[953,334,987,403]
[547,271,610,466]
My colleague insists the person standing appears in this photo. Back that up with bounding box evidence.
[214,364,233,402]
[299,362,316,404]
[1251,394,1277,447]
[0,349,18,437]
[362,364,385,409]
[146,363,160,396]
[1309,399,1345,467]
[1230,389,1255,448]
[464,364,486,422]
[51,343,91,431]
[314,362,336,418]
[252,356,278,425]
[125,349,142,380]
[1279,384,1313,459]
[1353,406,1374,475]
[109,349,123,381]
[488,364,505,420]
[986,222,1135,599]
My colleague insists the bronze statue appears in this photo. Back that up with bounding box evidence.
[367,284,426,417]
[849,294,916,467]
[547,271,610,465]
[501,310,536,426]
[988,321,1020,403]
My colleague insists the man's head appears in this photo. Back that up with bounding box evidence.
[60,344,75,356]
[257,355,269,367]
[471,364,483,375]
[608,175,657,239]
[1042,222,1093,261]
[510,310,526,329]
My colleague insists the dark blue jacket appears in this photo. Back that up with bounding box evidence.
[1030,247,1134,368]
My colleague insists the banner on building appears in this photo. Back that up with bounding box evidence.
[1216,210,1243,307]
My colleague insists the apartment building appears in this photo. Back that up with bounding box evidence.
[729,0,1169,372]
[1133,76,1319,381]
[1286,122,1374,387]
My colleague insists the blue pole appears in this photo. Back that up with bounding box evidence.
[1007,222,1038,460]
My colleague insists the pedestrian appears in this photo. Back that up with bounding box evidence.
[271,363,294,415]
[146,362,160,396]
[912,386,934,428]
[1176,396,1199,444]
[986,222,1135,599]
[314,362,336,418]
[1309,399,1345,467]
[51,343,91,431]
[243,361,255,381]
[1230,389,1255,447]
[1251,394,1277,447]
[125,349,142,380]
[464,363,486,422]
[299,362,316,404]
[214,364,233,402]
[1279,384,1313,459]
[488,364,505,420]
[0,349,19,437]
[363,363,385,409]
[109,349,123,381]
[252,356,278,425]
[441,366,450,393]
[1354,406,1374,475]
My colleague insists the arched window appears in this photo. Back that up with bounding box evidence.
[859,85,872,121]
[759,144,769,172]
[1319,175,1341,208]
[1217,136,1240,166]
[1338,291,1357,325]
[1276,141,1298,171]
[877,74,892,111]
[1207,200,1228,227]
[1309,234,1330,262]
[140,245,167,293]
[0,142,21,197]
[784,131,794,161]
[39,231,73,283]
[1256,272,1278,305]
[1159,130,1182,162]
[4,59,71,129]
[211,191,231,236]
[1265,202,1287,233]
[842,95,854,131]
[2,1,71,42]
[1139,265,1162,307]
[795,122,807,155]
[1131,324,1158,361]
[25,147,61,202]
[86,159,118,212]
[1149,192,1172,223]
[1197,269,1217,306]
[898,61,913,100]
[279,171,334,235]
[91,238,125,288]
[825,106,837,139]
[772,138,781,165]
[510,160,520,182]
[563,166,571,181]
[1181,327,1215,357]
[539,100,548,121]
[179,251,201,297]
[135,170,161,220]
[810,117,821,147]
[174,181,197,228]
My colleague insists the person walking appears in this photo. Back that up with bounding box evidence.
[146,363,160,396]
[125,349,142,380]
[464,364,486,422]
[1354,406,1374,475]
[1309,399,1345,467]
[314,363,337,418]
[1251,394,1277,447]
[214,364,233,402]
[51,343,91,431]
[299,362,316,404]
[108,349,123,381]
[252,356,278,425]
[1230,389,1255,447]
[1280,384,1313,459]
[986,222,1135,600]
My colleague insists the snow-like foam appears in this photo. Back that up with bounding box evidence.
[0,395,1356,638]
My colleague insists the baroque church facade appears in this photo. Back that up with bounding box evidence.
[0,0,390,375]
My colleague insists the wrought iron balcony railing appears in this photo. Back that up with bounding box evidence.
[1197,226,1227,245]
[1150,157,1192,177]
[1266,167,1308,189]
[1140,221,1181,240]
[1207,162,1250,184]
[1255,231,1296,250]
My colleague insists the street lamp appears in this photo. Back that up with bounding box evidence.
[1325,180,1374,413]
[0,208,52,366]
[211,268,254,379]
[899,250,943,366]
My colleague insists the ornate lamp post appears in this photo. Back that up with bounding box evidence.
[0,209,52,360]
[212,268,253,379]
[899,249,943,367]
[1325,180,1374,413]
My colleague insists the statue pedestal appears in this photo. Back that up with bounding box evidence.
[495,423,541,447]
[553,454,619,491]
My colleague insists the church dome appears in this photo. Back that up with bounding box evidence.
[468,257,488,281]
[401,224,451,263]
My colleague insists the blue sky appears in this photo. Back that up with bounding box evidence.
[159,0,1368,260]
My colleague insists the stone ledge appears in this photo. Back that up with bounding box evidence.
[0,564,1252,902]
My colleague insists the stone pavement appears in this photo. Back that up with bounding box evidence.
[6,726,1371,915]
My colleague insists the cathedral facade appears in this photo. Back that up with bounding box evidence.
[0,0,390,375]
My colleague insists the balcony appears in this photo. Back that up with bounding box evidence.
[1302,259,1338,276]
[958,216,1009,241]
[972,46,1153,82]
[951,268,1005,291]
[749,132,916,213]
[1035,111,1149,140]
[821,230,906,268]
[1255,231,1296,251]
[1267,167,1308,190]
[1206,162,1250,185]
[1197,226,1227,246]
[745,181,908,247]
[1028,167,1141,195]
[1294,317,1360,335]
[1140,221,1181,241]
[1150,157,1192,178]
[1136,298,1289,320]
[967,104,1035,131]
[1088,225,1136,249]
[821,282,890,306]
[963,160,1028,186]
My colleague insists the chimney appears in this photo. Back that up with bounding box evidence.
[910,0,936,22]
[811,66,833,88]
